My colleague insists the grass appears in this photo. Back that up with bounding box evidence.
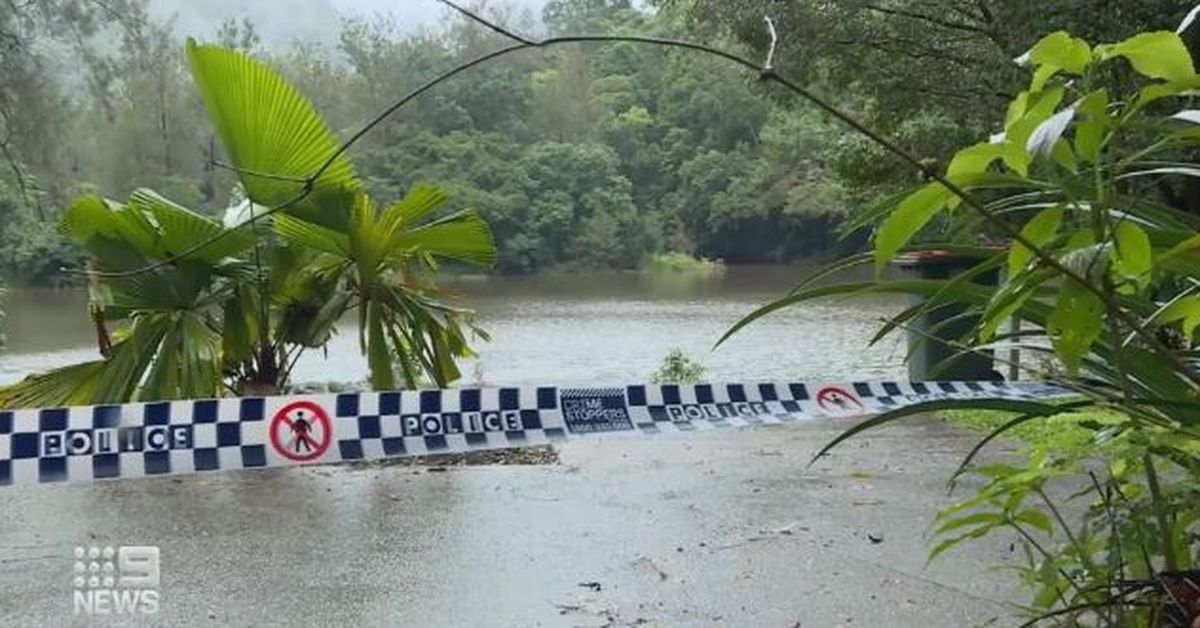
[939,406,1126,452]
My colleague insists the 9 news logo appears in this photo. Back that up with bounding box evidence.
[72,545,160,616]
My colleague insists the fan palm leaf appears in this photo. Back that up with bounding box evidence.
[186,40,361,231]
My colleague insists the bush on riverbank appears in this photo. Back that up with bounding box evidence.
[640,252,724,276]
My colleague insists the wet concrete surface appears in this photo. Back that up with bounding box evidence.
[0,416,1026,627]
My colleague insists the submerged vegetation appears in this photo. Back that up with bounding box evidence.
[639,251,723,276]
[650,348,706,384]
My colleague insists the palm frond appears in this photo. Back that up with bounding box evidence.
[127,188,257,262]
[186,40,360,230]
[0,361,107,410]
[391,209,496,267]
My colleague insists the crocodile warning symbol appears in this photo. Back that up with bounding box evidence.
[815,386,865,414]
[270,401,331,462]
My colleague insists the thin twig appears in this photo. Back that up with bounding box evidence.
[1017,599,1152,628]
[437,0,537,46]
[210,160,309,183]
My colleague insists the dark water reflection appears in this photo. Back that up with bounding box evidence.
[0,265,907,387]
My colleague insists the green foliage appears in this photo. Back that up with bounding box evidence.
[0,183,82,285]
[932,412,1199,625]
[676,0,1197,197]
[723,18,1200,626]
[1,3,859,283]
[941,408,1104,452]
[651,349,706,384]
[187,39,361,231]
[0,43,495,407]
[640,252,723,275]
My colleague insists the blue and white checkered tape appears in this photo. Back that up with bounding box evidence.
[0,380,1067,486]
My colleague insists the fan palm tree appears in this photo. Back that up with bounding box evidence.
[0,41,495,408]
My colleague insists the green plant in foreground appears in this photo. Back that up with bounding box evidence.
[0,41,495,408]
[724,21,1200,627]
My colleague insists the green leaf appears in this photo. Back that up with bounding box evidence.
[1008,206,1064,277]
[186,40,361,231]
[1155,295,1200,339]
[0,361,107,410]
[1022,31,1093,75]
[874,179,967,273]
[1029,64,1059,93]
[1008,87,1065,150]
[1073,91,1109,166]
[1098,31,1196,81]
[928,524,1006,563]
[388,184,451,230]
[221,284,258,369]
[365,299,396,391]
[273,214,351,257]
[1075,121,1107,164]
[1050,139,1077,173]
[1032,579,1065,609]
[934,512,1004,536]
[391,210,496,267]
[947,143,1007,177]
[1112,221,1152,278]
[1014,509,1053,535]
[1047,279,1103,373]
[1133,75,1200,110]
[126,189,258,262]
[1005,92,1030,129]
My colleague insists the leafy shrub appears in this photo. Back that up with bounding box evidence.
[651,349,706,384]
[726,21,1200,626]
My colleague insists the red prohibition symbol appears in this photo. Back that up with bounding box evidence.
[815,386,865,414]
[270,401,331,462]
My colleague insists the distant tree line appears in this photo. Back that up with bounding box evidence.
[5,0,1184,284]
[0,0,865,283]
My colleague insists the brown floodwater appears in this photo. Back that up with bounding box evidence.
[0,265,908,387]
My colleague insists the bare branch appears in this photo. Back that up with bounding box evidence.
[438,0,537,46]
[863,3,992,37]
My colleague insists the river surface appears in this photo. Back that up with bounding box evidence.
[0,265,907,388]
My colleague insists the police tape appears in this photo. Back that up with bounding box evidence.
[0,380,1066,486]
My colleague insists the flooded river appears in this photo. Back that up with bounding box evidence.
[0,265,907,387]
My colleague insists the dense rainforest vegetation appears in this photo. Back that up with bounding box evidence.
[0,0,850,283]
[1,0,1196,285]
